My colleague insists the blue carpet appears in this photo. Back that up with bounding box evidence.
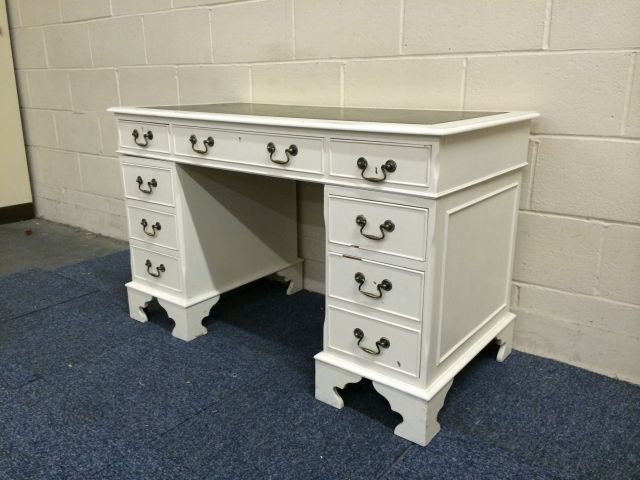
[56,253,131,307]
[0,292,144,378]
[0,250,638,480]
[0,357,37,390]
[0,269,96,321]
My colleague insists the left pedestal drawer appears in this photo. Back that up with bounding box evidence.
[121,163,175,206]
[130,246,182,292]
[118,121,170,154]
[126,205,178,250]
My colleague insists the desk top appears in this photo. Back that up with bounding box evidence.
[109,103,538,136]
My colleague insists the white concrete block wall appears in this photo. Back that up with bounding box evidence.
[6,0,639,383]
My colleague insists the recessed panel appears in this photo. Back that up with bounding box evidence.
[438,185,518,362]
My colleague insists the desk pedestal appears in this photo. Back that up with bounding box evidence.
[122,161,303,341]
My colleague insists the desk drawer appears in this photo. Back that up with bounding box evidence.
[118,121,170,154]
[258,132,323,174]
[173,125,261,166]
[173,125,324,174]
[329,139,430,188]
[327,306,421,378]
[327,195,428,261]
[328,253,424,322]
[131,246,182,292]
[127,205,179,250]
[121,163,175,206]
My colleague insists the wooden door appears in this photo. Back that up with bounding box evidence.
[0,1,33,223]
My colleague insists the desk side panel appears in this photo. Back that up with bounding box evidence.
[425,170,522,386]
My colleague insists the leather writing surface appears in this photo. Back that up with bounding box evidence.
[142,102,501,126]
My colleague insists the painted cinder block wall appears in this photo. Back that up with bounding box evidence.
[6,0,640,383]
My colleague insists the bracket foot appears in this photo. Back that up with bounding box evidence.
[372,380,452,447]
[275,261,304,295]
[315,359,362,409]
[157,296,220,342]
[495,320,515,362]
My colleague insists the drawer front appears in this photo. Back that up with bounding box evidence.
[256,132,323,174]
[327,195,429,261]
[173,125,262,166]
[121,163,175,206]
[127,205,179,250]
[329,139,430,187]
[328,253,424,322]
[118,121,170,154]
[131,246,182,292]
[173,125,324,174]
[328,306,421,378]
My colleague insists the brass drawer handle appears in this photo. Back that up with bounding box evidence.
[355,215,395,240]
[140,218,161,237]
[136,176,157,194]
[356,157,397,182]
[353,328,390,355]
[354,272,392,299]
[145,259,165,278]
[267,142,298,165]
[190,134,214,154]
[132,129,153,147]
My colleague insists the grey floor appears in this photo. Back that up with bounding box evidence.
[0,219,127,276]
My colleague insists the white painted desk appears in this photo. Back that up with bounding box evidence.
[109,103,537,446]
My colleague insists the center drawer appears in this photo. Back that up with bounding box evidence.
[327,306,421,378]
[327,253,424,322]
[173,125,324,174]
[327,195,428,261]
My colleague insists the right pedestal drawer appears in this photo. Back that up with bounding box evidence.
[329,138,431,188]
[327,194,429,261]
[327,305,421,378]
[327,253,424,322]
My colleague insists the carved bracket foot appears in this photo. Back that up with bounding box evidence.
[275,261,304,295]
[126,287,153,323]
[372,380,453,447]
[495,320,515,362]
[157,296,220,342]
[314,359,362,409]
